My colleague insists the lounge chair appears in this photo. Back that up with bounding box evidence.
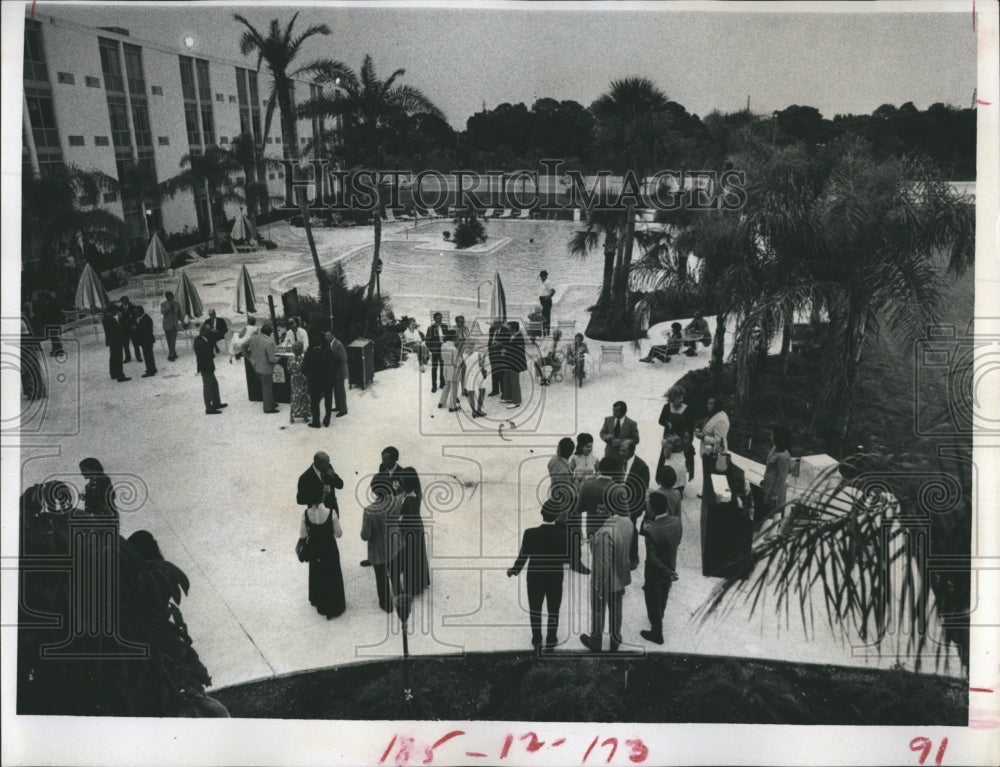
[599,344,624,371]
[498,208,513,219]
[514,208,531,220]
[483,207,498,218]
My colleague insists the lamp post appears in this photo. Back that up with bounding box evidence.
[394,594,414,712]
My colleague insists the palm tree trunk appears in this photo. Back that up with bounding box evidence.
[779,321,792,379]
[205,181,219,249]
[612,206,636,325]
[365,185,383,333]
[599,233,616,310]
[710,312,726,387]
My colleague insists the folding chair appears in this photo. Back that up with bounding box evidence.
[599,344,624,370]
[497,208,513,219]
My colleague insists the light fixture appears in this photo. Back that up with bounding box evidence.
[184,36,195,49]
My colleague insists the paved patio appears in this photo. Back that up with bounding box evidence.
[17,221,962,693]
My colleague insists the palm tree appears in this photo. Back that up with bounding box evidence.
[590,78,674,325]
[115,163,161,241]
[160,146,244,249]
[22,165,126,292]
[234,13,338,292]
[300,54,444,330]
[568,206,626,312]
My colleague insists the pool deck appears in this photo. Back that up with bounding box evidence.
[16,219,963,695]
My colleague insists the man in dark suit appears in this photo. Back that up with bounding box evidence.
[425,312,448,393]
[487,320,504,396]
[575,455,626,541]
[118,296,141,363]
[599,401,640,458]
[619,439,651,570]
[507,499,572,651]
[297,451,344,512]
[302,333,336,427]
[193,324,225,415]
[102,307,129,382]
[133,305,157,377]
[204,309,229,354]
[371,446,420,498]
[326,330,349,417]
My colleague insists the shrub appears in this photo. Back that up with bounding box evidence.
[452,210,486,249]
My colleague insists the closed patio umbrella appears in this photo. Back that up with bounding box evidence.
[174,271,204,319]
[143,232,170,271]
[74,263,111,339]
[490,271,507,324]
[234,264,257,315]
[231,209,258,243]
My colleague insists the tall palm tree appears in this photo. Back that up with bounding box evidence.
[234,13,339,292]
[590,78,674,324]
[115,163,161,240]
[568,206,626,312]
[159,146,244,249]
[22,165,126,291]
[300,54,444,330]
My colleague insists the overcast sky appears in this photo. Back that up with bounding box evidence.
[37,2,978,129]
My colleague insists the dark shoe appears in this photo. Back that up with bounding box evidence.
[531,636,542,648]
[639,357,653,363]
[438,403,444,409]
[544,639,558,651]
[336,411,346,417]
[488,391,499,397]
[579,634,598,652]
[684,349,697,356]
[506,403,520,409]
[265,408,280,414]
[216,403,228,408]
[475,410,487,417]
[308,423,321,428]
[640,630,664,645]
[608,641,620,653]
[448,407,458,412]
[116,377,132,382]
[136,356,143,362]
[431,386,437,393]
[141,372,155,378]
[360,559,372,567]
[572,564,591,575]
[205,409,222,415]
[323,412,331,426]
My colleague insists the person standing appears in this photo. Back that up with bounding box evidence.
[619,439,650,571]
[507,499,571,650]
[34,290,64,357]
[760,425,793,523]
[297,452,346,619]
[193,324,225,415]
[487,319,504,396]
[102,306,130,382]
[464,341,489,418]
[437,330,459,412]
[398,471,430,597]
[327,331,348,417]
[246,323,279,413]
[160,291,184,362]
[133,305,157,377]
[569,433,599,486]
[504,321,526,408]
[426,312,447,393]
[696,395,731,564]
[547,437,576,519]
[639,481,683,645]
[287,342,310,424]
[360,486,406,613]
[79,457,118,520]
[118,296,141,364]
[659,385,695,485]
[599,401,640,458]
[282,316,309,352]
[302,332,336,428]
[538,270,555,337]
[579,484,633,653]
[204,309,229,354]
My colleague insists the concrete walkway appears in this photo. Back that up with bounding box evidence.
[18,222,962,693]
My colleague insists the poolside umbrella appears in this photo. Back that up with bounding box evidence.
[74,263,111,312]
[174,271,203,319]
[230,209,257,243]
[234,264,257,314]
[490,271,507,323]
[143,232,170,271]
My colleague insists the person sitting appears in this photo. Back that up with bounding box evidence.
[565,333,589,382]
[683,312,712,356]
[400,319,429,370]
[640,322,683,363]
[533,329,563,385]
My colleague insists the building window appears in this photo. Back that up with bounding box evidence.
[57,72,75,85]
[183,103,201,147]
[85,75,101,88]
[98,38,125,92]
[151,85,163,95]
[235,176,245,185]
[107,97,131,148]
[158,136,169,146]
[265,137,272,144]
[122,44,146,97]
[200,106,215,145]
[23,20,49,83]
[229,95,237,103]
[178,57,196,100]
[268,172,275,180]
[68,135,85,146]
[94,135,110,146]
[104,191,118,203]
[216,93,224,102]
[278,171,284,178]
[220,137,228,144]
[24,87,60,148]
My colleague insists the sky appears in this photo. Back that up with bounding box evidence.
[35,1,978,129]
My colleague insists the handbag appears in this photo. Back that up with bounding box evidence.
[295,536,310,563]
[714,450,730,474]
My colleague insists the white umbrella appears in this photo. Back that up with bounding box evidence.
[230,210,258,243]
[74,263,111,339]
[143,232,170,271]
[175,271,204,319]
[490,271,507,324]
[234,265,257,315]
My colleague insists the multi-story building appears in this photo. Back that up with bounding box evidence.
[21,11,327,259]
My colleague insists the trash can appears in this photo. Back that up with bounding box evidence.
[347,338,374,390]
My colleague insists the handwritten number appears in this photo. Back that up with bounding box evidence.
[521,732,545,753]
[910,737,949,766]
[380,735,397,764]
[935,738,949,766]
[625,739,649,764]
[423,731,465,765]
[500,735,513,760]
[582,736,600,764]
[601,738,619,764]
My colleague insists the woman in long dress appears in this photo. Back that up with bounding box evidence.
[696,395,731,567]
[658,385,694,490]
[397,472,430,597]
[760,425,793,524]
[300,504,346,619]
[287,342,310,424]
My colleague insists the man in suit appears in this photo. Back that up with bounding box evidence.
[118,296,141,363]
[327,330,348,417]
[599,400,640,458]
[425,312,448,393]
[580,481,634,653]
[282,316,309,352]
[639,476,683,645]
[246,323,279,413]
[619,439,651,570]
[133,305,157,377]
[507,499,572,651]
[302,332,336,427]
[297,451,344,513]
[370,446,418,498]
[487,320,504,396]
[160,291,185,361]
[576,455,627,541]
[193,324,225,415]
[204,309,229,354]
[102,307,130,382]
